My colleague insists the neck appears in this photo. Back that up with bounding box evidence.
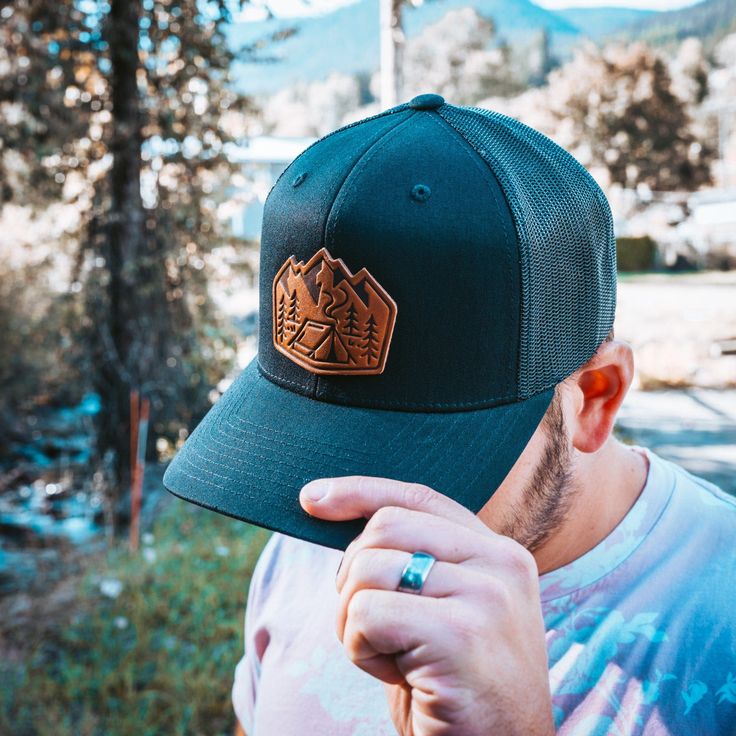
[532,438,650,575]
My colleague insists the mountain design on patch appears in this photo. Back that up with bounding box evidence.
[272,247,397,375]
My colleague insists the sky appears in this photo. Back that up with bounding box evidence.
[235,0,705,21]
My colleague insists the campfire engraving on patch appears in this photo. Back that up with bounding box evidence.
[272,247,397,375]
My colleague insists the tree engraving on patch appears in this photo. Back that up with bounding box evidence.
[272,247,397,375]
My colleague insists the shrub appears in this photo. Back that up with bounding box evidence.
[616,235,658,272]
[0,496,271,736]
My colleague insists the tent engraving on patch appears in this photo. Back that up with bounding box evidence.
[272,247,397,375]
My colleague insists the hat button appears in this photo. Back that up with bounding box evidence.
[407,93,445,110]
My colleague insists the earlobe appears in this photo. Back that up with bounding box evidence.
[570,344,634,454]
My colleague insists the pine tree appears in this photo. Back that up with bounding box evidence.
[276,292,287,342]
[344,302,361,346]
[286,291,299,333]
[360,313,381,366]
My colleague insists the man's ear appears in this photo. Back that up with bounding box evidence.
[568,340,634,454]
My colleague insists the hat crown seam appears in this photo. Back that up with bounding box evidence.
[423,110,521,397]
[313,111,417,399]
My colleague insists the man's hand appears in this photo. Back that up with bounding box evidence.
[299,476,555,736]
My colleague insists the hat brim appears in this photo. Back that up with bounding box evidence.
[163,358,554,550]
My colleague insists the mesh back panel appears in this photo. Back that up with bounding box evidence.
[437,105,617,399]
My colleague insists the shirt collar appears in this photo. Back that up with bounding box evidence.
[538,445,676,602]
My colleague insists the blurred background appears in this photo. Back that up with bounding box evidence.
[0,0,734,733]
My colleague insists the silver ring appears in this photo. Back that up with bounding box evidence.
[397,551,436,595]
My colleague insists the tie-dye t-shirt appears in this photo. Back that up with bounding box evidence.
[231,446,736,735]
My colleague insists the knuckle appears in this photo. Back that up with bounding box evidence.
[350,547,375,580]
[497,538,538,584]
[404,482,432,509]
[446,600,483,645]
[344,622,370,664]
[480,577,514,613]
[353,476,374,495]
[367,505,400,537]
[347,587,373,624]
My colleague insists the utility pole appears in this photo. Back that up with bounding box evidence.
[379,0,404,108]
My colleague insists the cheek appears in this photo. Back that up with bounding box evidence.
[476,423,548,524]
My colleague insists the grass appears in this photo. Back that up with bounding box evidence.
[0,494,271,736]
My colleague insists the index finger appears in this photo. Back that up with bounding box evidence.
[299,475,490,533]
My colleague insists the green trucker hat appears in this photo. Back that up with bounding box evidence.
[163,92,617,551]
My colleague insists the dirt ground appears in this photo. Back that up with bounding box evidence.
[615,271,736,390]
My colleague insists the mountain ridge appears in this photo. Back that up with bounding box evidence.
[612,0,736,51]
[228,0,735,98]
[228,0,618,95]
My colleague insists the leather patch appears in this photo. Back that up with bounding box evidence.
[272,247,397,375]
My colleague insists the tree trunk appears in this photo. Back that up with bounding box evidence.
[99,0,144,514]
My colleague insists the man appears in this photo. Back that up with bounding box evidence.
[163,94,736,735]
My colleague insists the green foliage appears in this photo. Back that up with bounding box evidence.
[0,261,87,418]
[0,499,271,736]
[549,42,714,191]
[0,2,97,205]
[616,235,658,272]
[0,1,255,488]
[401,8,528,105]
[616,0,736,55]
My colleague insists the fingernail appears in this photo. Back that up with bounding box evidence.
[301,481,327,503]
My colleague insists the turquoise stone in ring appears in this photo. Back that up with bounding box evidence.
[397,551,437,594]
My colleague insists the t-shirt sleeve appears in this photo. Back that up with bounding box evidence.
[231,532,283,735]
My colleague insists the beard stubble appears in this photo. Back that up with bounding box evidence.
[498,390,579,553]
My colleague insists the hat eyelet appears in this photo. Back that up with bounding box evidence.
[292,172,308,187]
[410,183,431,202]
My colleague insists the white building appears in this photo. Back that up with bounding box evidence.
[224,136,316,240]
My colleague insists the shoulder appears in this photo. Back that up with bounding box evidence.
[647,451,736,613]
[614,454,736,729]
[632,449,736,609]
[247,532,285,603]
[661,451,736,528]
[248,531,342,610]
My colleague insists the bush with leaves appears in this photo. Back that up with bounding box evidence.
[546,42,714,191]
